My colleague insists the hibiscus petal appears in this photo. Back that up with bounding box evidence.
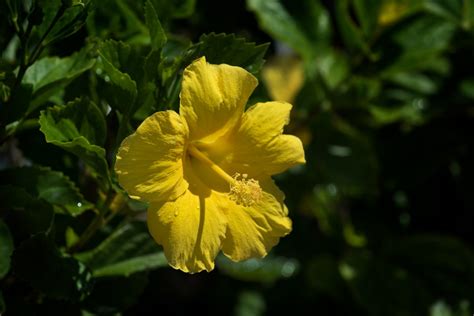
[180,57,258,143]
[115,110,188,202]
[220,101,305,176]
[147,189,227,273]
[220,178,292,261]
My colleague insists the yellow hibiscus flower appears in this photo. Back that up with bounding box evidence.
[115,57,305,273]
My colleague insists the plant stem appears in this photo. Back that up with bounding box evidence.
[28,5,66,66]
[67,190,116,253]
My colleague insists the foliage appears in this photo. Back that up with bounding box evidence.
[1,0,474,314]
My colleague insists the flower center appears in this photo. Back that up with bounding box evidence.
[187,144,262,206]
[229,173,263,207]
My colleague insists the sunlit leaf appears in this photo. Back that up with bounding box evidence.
[22,47,96,111]
[39,98,110,188]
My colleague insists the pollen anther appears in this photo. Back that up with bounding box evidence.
[229,173,263,207]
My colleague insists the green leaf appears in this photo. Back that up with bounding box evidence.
[369,102,425,126]
[47,3,90,45]
[95,40,138,113]
[39,98,106,145]
[353,0,383,38]
[0,166,93,216]
[93,253,166,277]
[247,0,314,60]
[430,300,471,316]
[0,83,32,125]
[36,0,89,45]
[216,255,299,284]
[145,0,167,51]
[424,0,474,30]
[384,235,474,302]
[235,291,266,316]
[39,98,110,188]
[13,233,93,301]
[386,72,439,95]
[22,47,96,111]
[341,236,474,316]
[151,0,196,20]
[310,185,343,236]
[376,15,456,74]
[0,220,14,279]
[83,273,148,314]
[185,33,269,75]
[306,254,347,300]
[334,0,371,55]
[0,185,54,238]
[312,112,378,196]
[76,221,166,277]
[340,250,430,316]
[284,1,332,45]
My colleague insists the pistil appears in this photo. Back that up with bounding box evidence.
[187,144,263,206]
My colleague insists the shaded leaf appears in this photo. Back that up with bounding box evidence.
[384,235,474,302]
[0,220,14,278]
[306,254,347,300]
[76,221,166,277]
[247,0,313,60]
[0,291,3,313]
[216,255,299,284]
[235,291,266,316]
[424,0,474,30]
[13,233,93,301]
[312,112,378,196]
[36,0,89,45]
[369,102,425,126]
[144,0,166,51]
[95,40,138,113]
[376,15,456,74]
[93,253,166,277]
[185,33,269,75]
[84,273,148,314]
[353,0,383,38]
[0,185,54,238]
[342,236,474,316]
[334,0,371,54]
[151,0,196,20]
[340,249,430,316]
[0,166,93,216]
[0,84,32,126]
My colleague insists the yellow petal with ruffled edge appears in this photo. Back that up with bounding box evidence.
[147,188,227,273]
[115,111,188,202]
[207,101,305,176]
[180,57,258,143]
[220,178,292,261]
